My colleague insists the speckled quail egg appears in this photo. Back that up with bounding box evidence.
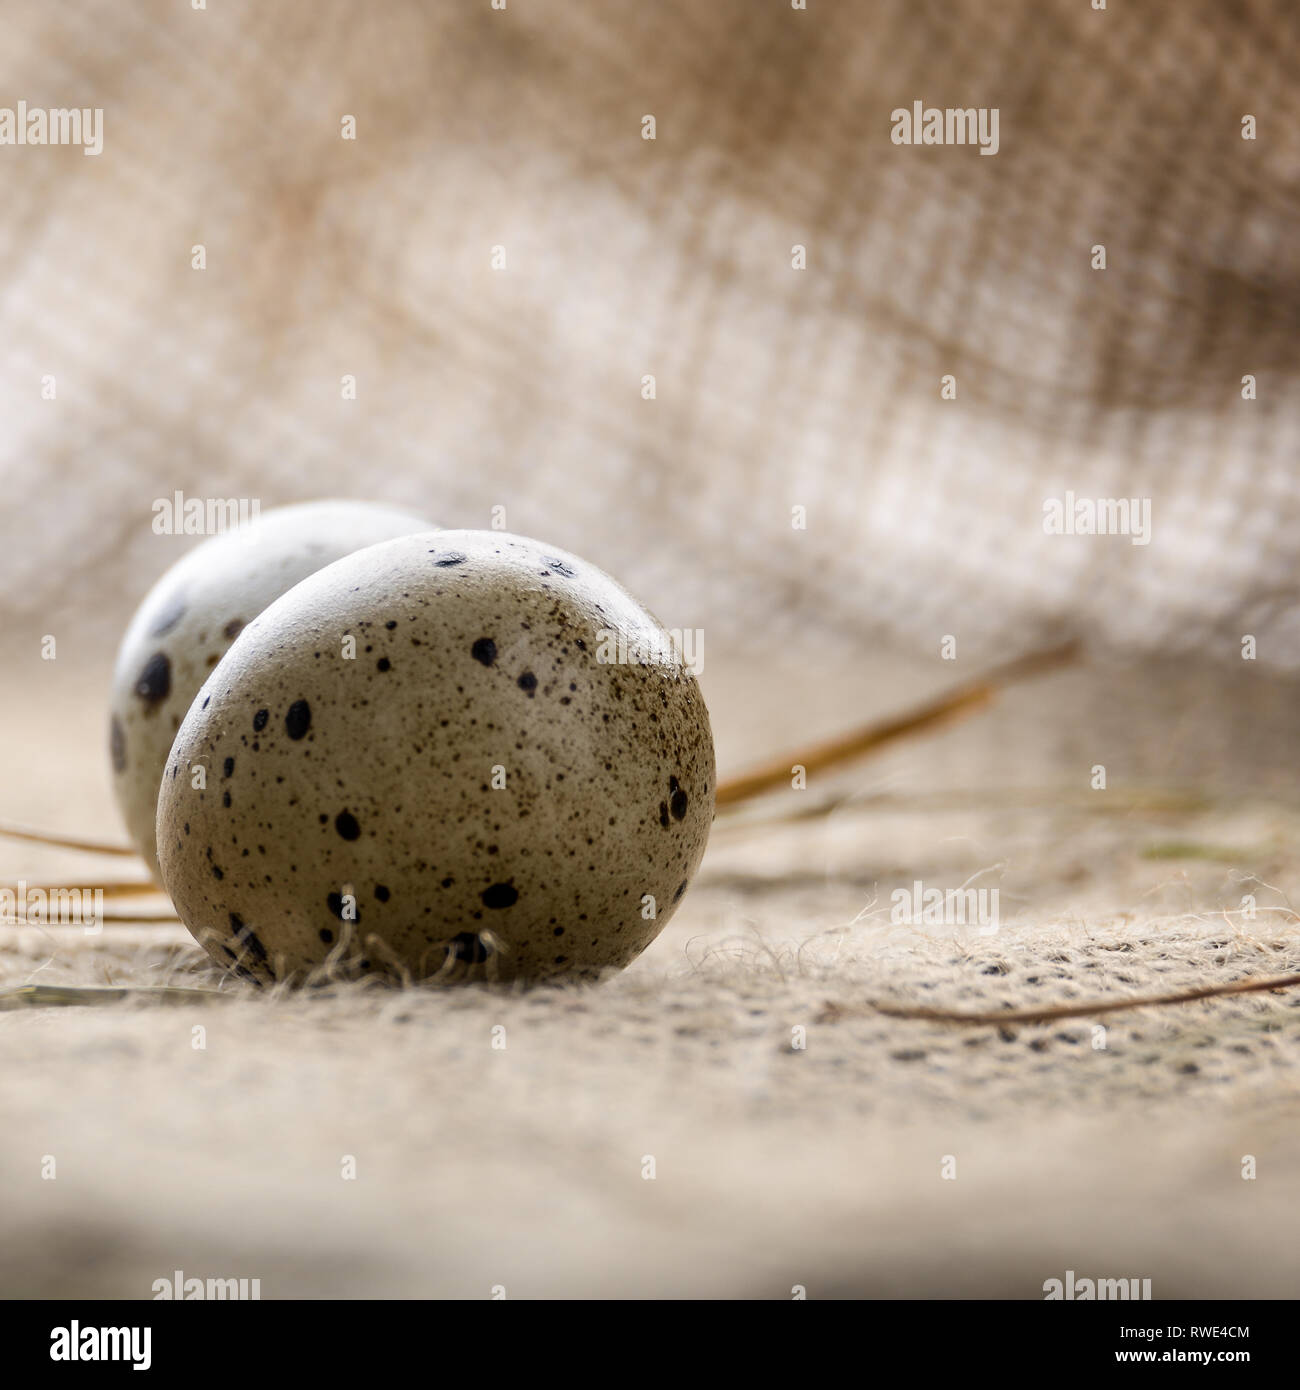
[110,500,437,881]
[155,529,714,986]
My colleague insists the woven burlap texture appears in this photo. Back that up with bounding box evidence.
[3,0,1299,667]
[2,0,1299,1298]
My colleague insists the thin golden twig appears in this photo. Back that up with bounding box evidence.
[0,820,137,856]
[0,984,231,1010]
[861,969,1300,1026]
[1,908,180,925]
[0,880,162,897]
[715,639,1080,809]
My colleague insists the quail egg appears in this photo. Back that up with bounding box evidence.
[156,530,714,985]
[110,499,437,880]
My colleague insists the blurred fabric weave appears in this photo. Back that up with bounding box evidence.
[1,0,1297,673]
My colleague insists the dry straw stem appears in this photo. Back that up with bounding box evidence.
[712,785,1215,835]
[0,819,135,856]
[714,639,1080,809]
[857,970,1300,1026]
[0,984,230,1010]
[0,880,161,897]
[1,908,180,924]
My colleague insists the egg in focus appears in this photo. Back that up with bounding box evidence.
[155,530,715,985]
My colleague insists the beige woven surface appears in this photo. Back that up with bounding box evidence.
[3,0,1300,1297]
[5,664,1300,1297]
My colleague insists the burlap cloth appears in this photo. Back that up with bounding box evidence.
[1,0,1298,1297]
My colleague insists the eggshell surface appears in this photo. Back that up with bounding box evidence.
[156,530,715,985]
[109,500,437,880]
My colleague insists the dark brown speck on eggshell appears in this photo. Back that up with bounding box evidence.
[155,530,716,986]
[284,700,312,739]
[134,652,172,709]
